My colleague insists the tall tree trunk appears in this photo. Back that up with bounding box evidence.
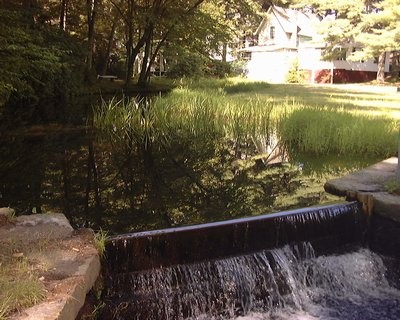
[397,127,400,181]
[59,0,68,31]
[143,31,170,82]
[376,51,386,83]
[125,0,135,83]
[22,0,38,27]
[101,17,117,75]
[391,51,400,80]
[86,0,99,73]
[138,25,154,87]
[222,43,228,63]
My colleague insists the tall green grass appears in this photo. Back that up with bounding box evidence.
[279,106,397,156]
[94,89,276,144]
[93,78,398,159]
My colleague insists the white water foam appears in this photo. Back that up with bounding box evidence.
[107,244,400,319]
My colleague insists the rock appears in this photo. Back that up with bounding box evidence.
[324,157,400,223]
[324,157,397,196]
[372,192,400,223]
[0,207,15,217]
[1,213,101,320]
[0,207,15,225]
[0,213,73,243]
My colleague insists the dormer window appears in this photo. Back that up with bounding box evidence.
[270,26,275,40]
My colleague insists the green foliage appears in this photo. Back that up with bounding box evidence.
[94,229,109,258]
[205,60,232,78]
[167,50,208,78]
[0,9,85,122]
[285,58,307,84]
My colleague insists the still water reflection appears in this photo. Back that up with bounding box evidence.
[0,125,378,235]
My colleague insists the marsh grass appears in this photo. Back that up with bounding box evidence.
[279,106,398,156]
[93,78,399,159]
[224,81,271,94]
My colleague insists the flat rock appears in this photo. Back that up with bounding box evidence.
[1,212,100,320]
[0,213,73,242]
[324,157,400,222]
[324,157,397,196]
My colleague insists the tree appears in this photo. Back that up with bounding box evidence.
[0,3,85,121]
[86,0,99,73]
[293,0,400,82]
[354,0,400,82]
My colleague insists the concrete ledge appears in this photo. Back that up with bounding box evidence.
[0,212,100,320]
[324,157,400,222]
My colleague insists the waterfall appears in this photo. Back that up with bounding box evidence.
[105,202,366,273]
[102,243,400,320]
[100,202,400,319]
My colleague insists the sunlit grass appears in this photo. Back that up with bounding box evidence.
[93,78,400,159]
[279,106,397,156]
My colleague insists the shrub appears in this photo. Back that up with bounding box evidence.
[285,58,307,83]
[167,51,207,79]
[205,60,232,78]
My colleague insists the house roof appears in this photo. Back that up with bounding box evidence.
[255,5,320,39]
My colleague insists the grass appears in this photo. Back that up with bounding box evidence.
[0,241,45,319]
[385,178,400,195]
[93,77,400,160]
[279,106,397,156]
[94,229,109,258]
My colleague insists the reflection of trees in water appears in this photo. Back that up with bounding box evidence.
[92,121,304,233]
[0,124,328,235]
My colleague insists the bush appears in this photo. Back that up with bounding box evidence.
[285,58,307,83]
[167,51,207,79]
[205,60,231,78]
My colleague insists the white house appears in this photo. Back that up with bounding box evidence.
[244,6,390,83]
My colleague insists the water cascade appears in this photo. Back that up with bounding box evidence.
[105,202,365,273]
[100,202,400,319]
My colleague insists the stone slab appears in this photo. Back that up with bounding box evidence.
[324,157,400,222]
[324,157,397,196]
[12,253,100,320]
[1,212,100,320]
[0,213,74,242]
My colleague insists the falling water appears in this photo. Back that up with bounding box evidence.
[102,243,400,320]
[100,203,400,319]
[105,202,365,273]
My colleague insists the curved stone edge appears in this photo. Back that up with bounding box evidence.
[324,157,400,223]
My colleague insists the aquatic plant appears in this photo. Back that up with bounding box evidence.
[93,79,399,161]
[279,106,397,156]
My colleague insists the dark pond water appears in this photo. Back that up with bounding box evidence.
[0,122,380,235]
[0,89,384,235]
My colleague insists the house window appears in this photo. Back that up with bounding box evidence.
[270,26,275,40]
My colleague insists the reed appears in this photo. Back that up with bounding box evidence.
[279,106,397,156]
[93,78,399,159]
